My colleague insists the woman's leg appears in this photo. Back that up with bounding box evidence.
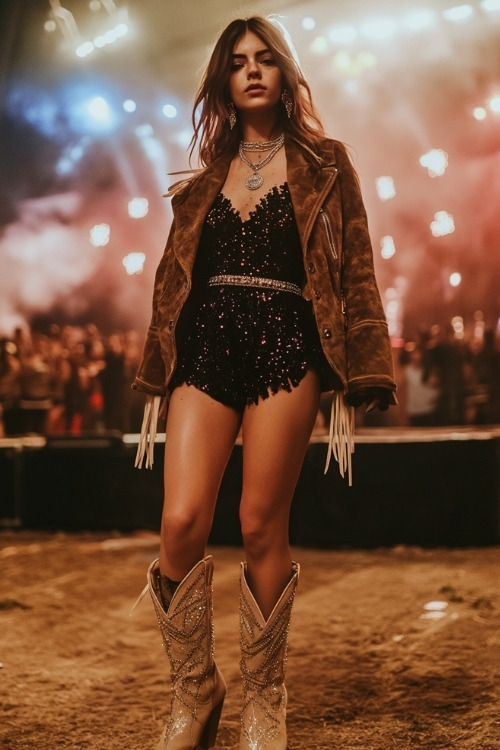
[239,370,321,619]
[159,383,242,581]
[148,383,238,750]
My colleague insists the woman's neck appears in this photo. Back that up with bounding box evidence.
[239,115,282,144]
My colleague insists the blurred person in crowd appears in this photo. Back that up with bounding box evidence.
[122,330,145,433]
[99,333,127,431]
[464,329,500,424]
[0,338,22,436]
[132,15,396,750]
[400,342,440,426]
[17,332,55,434]
[64,339,102,433]
[426,323,466,425]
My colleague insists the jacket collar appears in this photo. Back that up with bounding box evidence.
[285,136,339,247]
[171,135,338,272]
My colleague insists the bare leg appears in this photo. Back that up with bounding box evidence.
[239,370,321,619]
[159,384,242,581]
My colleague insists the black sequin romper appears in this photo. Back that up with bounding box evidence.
[170,183,330,408]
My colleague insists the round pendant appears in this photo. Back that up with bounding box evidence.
[245,172,264,190]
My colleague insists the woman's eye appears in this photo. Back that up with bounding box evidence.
[261,58,276,66]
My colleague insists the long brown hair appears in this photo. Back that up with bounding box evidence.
[190,16,327,167]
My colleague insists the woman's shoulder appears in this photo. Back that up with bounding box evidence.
[164,152,232,205]
[163,169,205,201]
[315,136,351,163]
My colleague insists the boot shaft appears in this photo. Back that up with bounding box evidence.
[148,556,226,749]
[239,563,300,750]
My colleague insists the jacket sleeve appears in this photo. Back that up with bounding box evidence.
[131,215,179,396]
[336,144,397,399]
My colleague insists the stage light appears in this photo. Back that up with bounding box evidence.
[310,36,329,55]
[419,149,448,177]
[135,123,153,138]
[449,272,462,287]
[489,95,500,112]
[301,16,316,31]
[473,106,488,120]
[123,252,146,275]
[162,104,178,119]
[442,5,474,22]
[90,224,110,247]
[333,51,352,73]
[451,316,464,337]
[360,17,397,41]
[55,137,90,174]
[128,197,149,219]
[480,0,500,11]
[401,8,438,33]
[381,236,396,259]
[431,211,455,237]
[328,25,358,44]
[473,310,485,339]
[123,99,136,113]
[384,292,402,337]
[74,17,129,58]
[56,157,73,175]
[88,96,111,122]
[358,51,377,69]
[76,41,94,58]
[332,50,377,77]
[386,299,399,316]
[141,135,163,160]
[175,129,193,149]
[376,176,396,201]
[64,88,118,135]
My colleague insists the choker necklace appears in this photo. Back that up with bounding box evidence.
[241,134,284,152]
[238,132,285,190]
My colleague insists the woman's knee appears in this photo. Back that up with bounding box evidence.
[160,506,209,550]
[240,505,288,559]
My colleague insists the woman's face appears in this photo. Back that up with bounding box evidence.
[228,31,283,117]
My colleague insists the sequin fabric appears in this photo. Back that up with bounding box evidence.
[239,562,300,750]
[170,183,330,408]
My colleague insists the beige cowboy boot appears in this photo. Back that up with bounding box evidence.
[147,556,226,750]
[239,562,300,750]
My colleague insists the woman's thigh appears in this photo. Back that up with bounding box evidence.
[163,384,242,521]
[240,370,321,524]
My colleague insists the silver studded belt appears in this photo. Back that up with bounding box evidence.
[207,274,302,296]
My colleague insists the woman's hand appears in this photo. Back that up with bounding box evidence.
[346,389,393,412]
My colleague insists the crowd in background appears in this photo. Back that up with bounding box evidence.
[0,323,145,438]
[396,324,500,428]
[0,321,499,439]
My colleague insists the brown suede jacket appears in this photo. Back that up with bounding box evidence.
[132,135,397,403]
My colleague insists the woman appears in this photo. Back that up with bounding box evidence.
[133,15,396,750]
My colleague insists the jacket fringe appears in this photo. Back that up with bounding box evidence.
[135,394,162,469]
[324,391,355,486]
[162,169,202,198]
[135,392,355,482]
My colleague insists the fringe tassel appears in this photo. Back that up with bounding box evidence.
[130,582,149,616]
[135,394,161,469]
[324,391,355,486]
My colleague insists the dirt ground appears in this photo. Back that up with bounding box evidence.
[1,531,499,750]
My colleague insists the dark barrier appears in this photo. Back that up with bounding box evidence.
[1,428,499,547]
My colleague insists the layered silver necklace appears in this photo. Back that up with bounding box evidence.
[238,132,285,190]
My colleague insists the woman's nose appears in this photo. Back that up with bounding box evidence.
[247,59,261,77]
